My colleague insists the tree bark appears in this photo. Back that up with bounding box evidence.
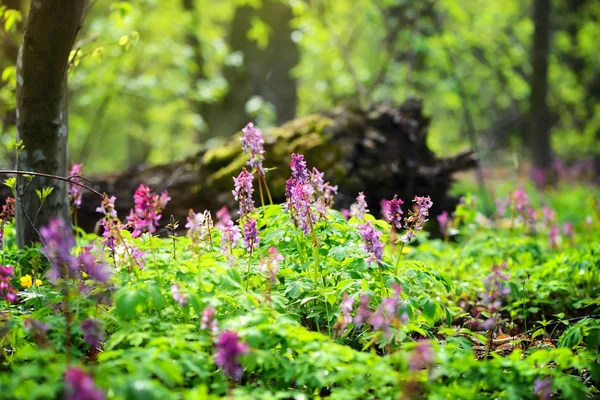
[15,0,87,247]
[529,0,553,177]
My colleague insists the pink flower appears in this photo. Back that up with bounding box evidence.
[232,168,255,217]
[358,222,384,264]
[64,367,104,400]
[240,122,266,174]
[214,331,249,380]
[350,192,369,220]
[381,195,404,229]
[171,283,188,306]
[242,217,260,251]
[68,162,84,209]
[437,211,449,236]
[126,185,169,237]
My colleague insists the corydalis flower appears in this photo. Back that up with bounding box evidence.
[232,168,255,217]
[533,377,553,400]
[335,293,354,332]
[381,195,404,230]
[201,306,218,334]
[482,262,510,313]
[285,153,309,198]
[171,283,188,306]
[369,284,403,332]
[186,210,213,245]
[549,226,560,249]
[409,341,434,371]
[64,367,105,400]
[399,196,433,243]
[358,222,384,264]
[40,218,77,284]
[80,318,104,357]
[215,206,232,229]
[96,194,117,219]
[350,192,369,220]
[260,246,283,283]
[219,220,241,266]
[0,265,17,303]
[437,210,450,236]
[68,162,84,209]
[214,331,249,380]
[240,122,266,174]
[126,184,170,237]
[0,197,15,247]
[243,217,259,251]
[563,221,574,242]
[288,181,317,235]
[353,294,371,327]
[77,246,111,283]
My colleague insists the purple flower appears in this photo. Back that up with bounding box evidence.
[24,318,49,347]
[100,219,117,251]
[232,168,255,217]
[368,285,403,332]
[340,208,350,220]
[219,220,242,266]
[40,218,78,284]
[0,197,15,248]
[358,222,384,264]
[171,283,188,306]
[77,246,111,283]
[382,195,404,230]
[215,206,232,229]
[482,262,510,313]
[186,210,213,244]
[350,192,369,220]
[80,318,104,356]
[64,367,105,400]
[130,246,145,270]
[0,265,18,303]
[353,294,371,327]
[201,306,218,334]
[260,246,282,283]
[95,194,117,219]
[336,293,354,332]
[399,196,433,243]
[240,122,266,174]
[68,163,84,209]
[549,226,560,249]
[409,341,434,371]
[285,153,309,198]
[563,221,574,242]
[126,185,169,237]
[533,377,553,400]
[437,211,449,236]
[214,331,249,380]
[243,217,260,251]
[288,182,317,235]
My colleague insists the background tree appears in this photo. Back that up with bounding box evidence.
[15,0,87,247]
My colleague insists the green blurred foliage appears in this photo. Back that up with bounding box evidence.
[0,0,599,173]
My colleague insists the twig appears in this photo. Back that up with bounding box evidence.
[0,170,103,197]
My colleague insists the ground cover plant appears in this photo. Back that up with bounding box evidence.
[0,125,599,399]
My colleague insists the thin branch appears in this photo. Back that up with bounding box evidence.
[0,170,103,197]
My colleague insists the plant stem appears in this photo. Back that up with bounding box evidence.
[256,171,266,207]
[245,240,254,291]
[260,172,273,205]
[394,242,406,275]
[377,262,388,297]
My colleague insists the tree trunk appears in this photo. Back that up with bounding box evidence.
[15,0,87,247]
[529,0,553,178]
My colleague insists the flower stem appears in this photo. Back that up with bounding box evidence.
[256,171,266,207]
[245,240,254,291]
[377,262,388,297]
[261,172,273,205]
[394,242,406,276]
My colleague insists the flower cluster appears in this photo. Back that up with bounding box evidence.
[215,206,232,229]
[350,192,369,220]
[81,318,104,358]
[68,162,84,209]
[126,184,170,237]
[288,180,317,234]
[260,247,283,284]
[334,293,354,332]
[64,367,105,400]
[242,217,260,251]
[497,190,535,226]
[0,265,17,303]
[232,168,255,217]
[0,197,15,247]
[358,222,384,264]
[77,246,111,283]
[285,153,309,198]
[201,306,218,334]
[533,377,553,400]
[171,283,188,306]
[40,218,77,283]
[96,194,117,219]
[381,195,404,230]
[409,341,435,371]
[20,274,42,289]
[214,331,249,380]
[24,318,49,348]
[240,122,266,174]
[437,210,450,236]
[186,210,213,245]
[399,196,433,243]
[219,220,241,266]
[482,262,510,312]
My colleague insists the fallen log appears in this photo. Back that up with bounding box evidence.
[74,98,477,232]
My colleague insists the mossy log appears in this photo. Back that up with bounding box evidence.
[76,98,477,232]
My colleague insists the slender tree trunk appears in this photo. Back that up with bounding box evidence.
[529,0,553,178]
[15,0,87,247]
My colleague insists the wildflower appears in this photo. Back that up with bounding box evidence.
[80,318,104,356]
[288,181,317,234]
[358,222,384,264]
[68,163,84,209]
[219,220,241,266]
[186,210,213,244]
[548,226,560,249]
[115,245,145,271]
[0,197,15,247]
[240,122,266,174]
[563,221,574,242]
[126,184,169,237]
[382,284,402,315]
[399,196,433,243]
[215,206,232,229]
[99,219,117,251]
[285,153,309,198]
[260,246,282,283]
[531,167,546,190]
[482,262,510,313]
[64,367,105,400]
[337,293,354,331]
[540,206,555,225]
[409,341,435,371]
[24,318,49,347]
[340,208,350,220]
[382,195,404,230]
[232,168,255,217]
[369,285,403,332]
[201,306,218,334]
[437,211,449,236]
[95,194,117,219]
[214,331,249,380]
[77,246,111,283]
[242,217,260,251]
[35,279,42,287]
[40,218,77,284]
[0,265,18,303]
[353,294,371,327]
[350,192,369,220]
[533,377,553,400]
[171,283,188,306]
[20,274,33,289]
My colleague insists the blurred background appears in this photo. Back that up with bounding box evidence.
[0,0,599,178]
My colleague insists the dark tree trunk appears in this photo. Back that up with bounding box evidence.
[529,0,553,177]
[15,0,87,247]
[202,0,299,137]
